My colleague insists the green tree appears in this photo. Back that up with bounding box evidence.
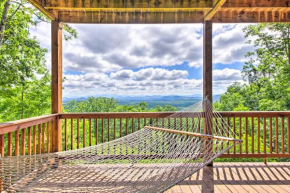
[0,0,77,122]
[215,24,290,111]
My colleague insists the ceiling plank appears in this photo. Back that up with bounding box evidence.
[45,0,213,9]
[223,0,290,8]
[58,10,205,23]
[213,9,290,23]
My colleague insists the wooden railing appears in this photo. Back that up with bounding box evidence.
[59,112,290,158]
[0,114,58,157]
[0,112,289,159]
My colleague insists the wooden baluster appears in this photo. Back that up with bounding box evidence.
[21,128,26,155]
[15,130,19,156]
[233,117,236,154]
[269,118,273,153]
[50,121,53,152]
[275,117,278,153]
[227,117,230,153]
[38,124,41,154]
[239,117,242,154]
[42,123,45,153]
[281,117,284,153]
[251,117,254,153]
[8,132,12,156]
[33,125,36,155]
[214,118,218,153]
[126,118,128,135]
[138,118,140,130]
[64,119,67,151]
[107,118,110,142]
[132,118,134,133]
[257,117,260,154]
[288,117,290,153]
[114,118,116,140]
[101,118,104,143]
[83,118,86,147]
[95,118,98,145]
[144,118,146,126]
[192,117,195,132]
[77,119,80,149]
[245,117,248,154]
[0,134,4,157]
[46,123,50,153]
[28,127,31,155]
[89,118,92,146]
[198,118,201,133]
[71,119,74,150]
[120,118,122,137]
[263,118,266,154]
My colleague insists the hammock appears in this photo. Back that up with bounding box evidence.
[0,98,242,192]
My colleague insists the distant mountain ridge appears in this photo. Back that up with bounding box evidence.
[63,95,221,110]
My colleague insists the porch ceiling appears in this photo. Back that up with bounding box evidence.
[29,0,290,23]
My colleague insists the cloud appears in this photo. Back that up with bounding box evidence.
[213,68,242,81]
[110,68,188,81]
[30,23,255,97]
[62,24,203,73]
[213,24,255,64]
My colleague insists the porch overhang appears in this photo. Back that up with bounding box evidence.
[30,0,290,23]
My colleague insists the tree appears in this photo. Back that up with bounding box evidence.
[0,0,77,122]
[215,24,290,111]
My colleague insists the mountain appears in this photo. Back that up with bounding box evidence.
[62,95,221,110]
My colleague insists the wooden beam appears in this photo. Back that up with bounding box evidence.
[204,0,227,21]
[27,0,56,20]
[47,7,210,12]
[213,9,290,23]
[223,0,290,8]
[203,21,213,104]
[45,0,213,9]
[51,20,63,152]
[203,20,213,166]
[58,11,205,23]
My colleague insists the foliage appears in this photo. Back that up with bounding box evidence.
[64,97,178,113]
[214,24,290,112]
[0,0,77,122]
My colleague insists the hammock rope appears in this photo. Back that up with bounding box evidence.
[0,98,242,192]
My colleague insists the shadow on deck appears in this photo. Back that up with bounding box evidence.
[167,162,290,193]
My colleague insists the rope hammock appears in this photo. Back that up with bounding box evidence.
[0,98,242,192]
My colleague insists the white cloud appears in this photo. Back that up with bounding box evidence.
[213,68,242,81]
[62,24,204,72]
[213,24,255,64]
[30,23,254,97]
[110,68,188,81]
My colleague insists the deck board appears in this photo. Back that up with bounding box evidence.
[169,162,290,193]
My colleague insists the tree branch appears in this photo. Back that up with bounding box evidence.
[0,0,11,47]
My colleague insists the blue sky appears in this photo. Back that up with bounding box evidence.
[30,23,254,98]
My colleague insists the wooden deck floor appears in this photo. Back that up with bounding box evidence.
[166,162,290,193]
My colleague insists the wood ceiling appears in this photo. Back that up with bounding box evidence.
[29,0,290,23]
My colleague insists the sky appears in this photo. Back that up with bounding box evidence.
[30,23,255,98]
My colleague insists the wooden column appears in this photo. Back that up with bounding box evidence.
[203,20,213,166]
[51,20,62,152]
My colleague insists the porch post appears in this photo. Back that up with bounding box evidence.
[203,20,213,166]
[51,20,63,152]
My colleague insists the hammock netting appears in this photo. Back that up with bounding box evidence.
[0,98,242,192]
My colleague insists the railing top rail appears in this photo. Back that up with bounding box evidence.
[219,111,290,117]
[59,112,176,119]
[0,114,58,135]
